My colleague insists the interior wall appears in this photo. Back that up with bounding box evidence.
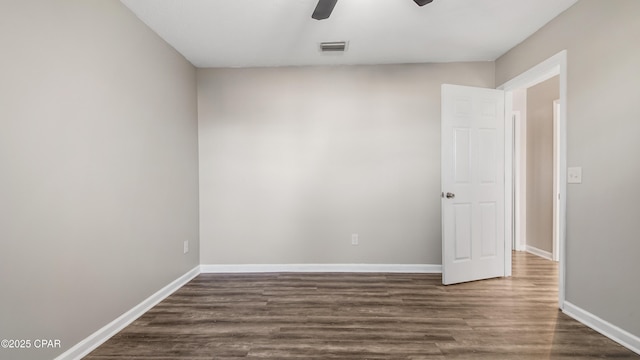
[198,63,495,266]
[525,76,559,254]
[496,0,640,338]
[0,1,200,359]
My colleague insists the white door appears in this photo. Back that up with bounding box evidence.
[441,84,505,285]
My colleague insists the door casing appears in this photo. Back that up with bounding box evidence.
[498,50,568,309]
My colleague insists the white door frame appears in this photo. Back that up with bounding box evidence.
[512,110,527,252]
[552,100,561,261]
[498,50,568,310]
[552,99,561,262]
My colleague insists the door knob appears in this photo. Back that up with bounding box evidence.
[446,192,455,199]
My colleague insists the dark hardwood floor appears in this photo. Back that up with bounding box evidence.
[86,252,639,359]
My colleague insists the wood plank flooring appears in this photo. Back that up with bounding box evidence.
[86,252,639,359]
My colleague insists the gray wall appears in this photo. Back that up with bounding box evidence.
[526,76,559,254]
[198,63,494,265]
[497,0,640,337]
[0,1,200,359]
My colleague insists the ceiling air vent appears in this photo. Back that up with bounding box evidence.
[320,41,347,52]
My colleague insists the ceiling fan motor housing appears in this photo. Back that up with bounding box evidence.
[414,0,435,6]
[313,0,434,20]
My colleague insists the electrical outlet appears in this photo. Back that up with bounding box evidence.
[351,234,359,246]
[183,240,189,254]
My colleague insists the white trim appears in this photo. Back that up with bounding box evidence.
[525,245,553,261]
[54,266,200,360]
[499,51,566,91]
[564,301,640,356]
[504,90,513,278]
[498,49,567,310]
[552,99,561,262]
[200,263,441,274]
[512,110,527,252]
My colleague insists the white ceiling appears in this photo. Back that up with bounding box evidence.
[120,0,578,68]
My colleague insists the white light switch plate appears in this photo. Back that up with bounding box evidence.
[567,167,582,184]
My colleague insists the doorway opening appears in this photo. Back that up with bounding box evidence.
[499,50,567,310]
[511,77,560,261]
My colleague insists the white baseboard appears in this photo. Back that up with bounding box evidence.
[526,245,553,260]
[200,263,442,274]
[55,266,200,360]
[563,301,640,356]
